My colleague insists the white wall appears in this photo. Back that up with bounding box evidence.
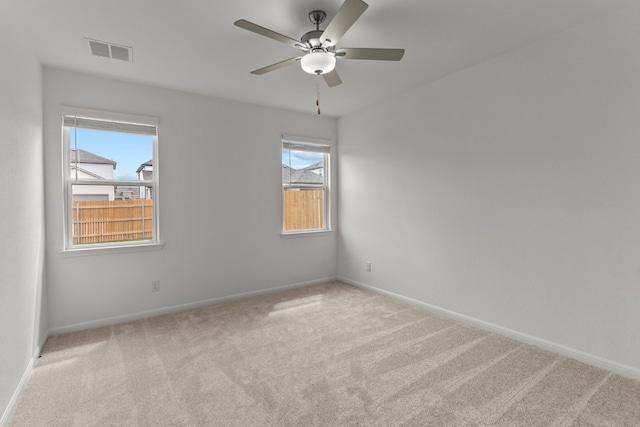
[44,68,338,331]
[338,3,640,372]
[0,9,46,425]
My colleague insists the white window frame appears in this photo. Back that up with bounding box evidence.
[61,107,161,253]
[282,135,331,236]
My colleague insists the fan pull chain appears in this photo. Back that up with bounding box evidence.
[316,82,321,115]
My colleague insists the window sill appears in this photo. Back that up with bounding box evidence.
[61,242,164,257]
[280,230,333,239]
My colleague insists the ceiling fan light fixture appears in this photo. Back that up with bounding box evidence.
[300,50,336,75]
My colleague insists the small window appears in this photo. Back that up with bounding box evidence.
[62,109,159,250]
[282,137,330,233]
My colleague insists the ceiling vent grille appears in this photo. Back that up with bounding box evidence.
[86,38,133,62]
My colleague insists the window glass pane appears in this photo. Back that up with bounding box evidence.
[70,184,153,244]
[282,148,325,186]
[68,128,153,181]
[283,188,325,231]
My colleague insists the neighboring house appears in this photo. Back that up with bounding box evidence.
[70,150,151,201]
[114,186,140,200]
[70,149,116,201]
[303,161,324,176]
[282,162,324,185]
[137,160,153,199]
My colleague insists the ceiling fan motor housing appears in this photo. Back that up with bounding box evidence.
[301,30,324,48]
[302,10,327,48]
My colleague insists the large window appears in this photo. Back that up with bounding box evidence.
[282,136,330,233]
[62,109,159,250]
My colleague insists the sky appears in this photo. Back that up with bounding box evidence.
[73,128,153,180]
[282,149,323,170]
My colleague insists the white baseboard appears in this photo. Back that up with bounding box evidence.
[0,334,48,427]
[338,276,640,380]
[49,277,337,336]
[1,357,35,427]
[0,337,47,427]
[0,322,49,427]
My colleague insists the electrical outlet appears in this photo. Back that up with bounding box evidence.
[152,280,160,292]
[366,262,372,272]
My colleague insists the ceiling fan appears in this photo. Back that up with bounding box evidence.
[234,0,405,87]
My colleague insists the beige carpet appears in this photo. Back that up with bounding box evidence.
[10,282,640,426]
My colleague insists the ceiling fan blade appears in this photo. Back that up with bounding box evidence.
[321,0,368,47]
[322,69,342,87]
[335,48,405,61]
[251,57,301,75]
[234,20,306,50]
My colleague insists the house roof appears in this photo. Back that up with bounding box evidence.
[69,166,105,180]
[136,160,153,174]
[282,164,324,185]
[303,161,324,171]
[70,149,116,168]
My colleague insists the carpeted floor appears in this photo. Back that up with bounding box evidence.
[9,282,640,426]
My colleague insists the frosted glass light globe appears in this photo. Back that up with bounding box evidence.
[300,51,336,75]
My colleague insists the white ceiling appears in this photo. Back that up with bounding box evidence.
[7,0,636,117]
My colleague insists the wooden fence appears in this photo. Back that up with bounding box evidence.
[284,189,324,231]
[72,190,322,243]
[72,199,153,244]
